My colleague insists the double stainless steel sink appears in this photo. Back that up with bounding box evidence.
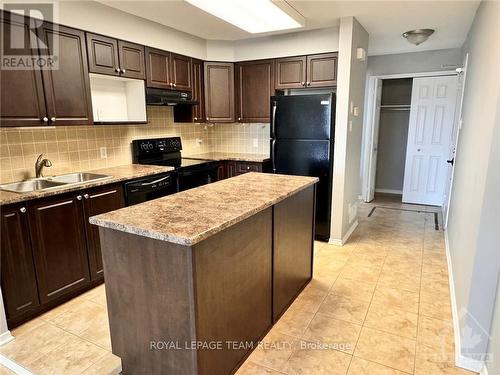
[0,172,112,193]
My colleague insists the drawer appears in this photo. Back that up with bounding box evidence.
[236,162,261,174]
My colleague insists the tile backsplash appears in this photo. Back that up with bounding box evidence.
[0,106,270,184]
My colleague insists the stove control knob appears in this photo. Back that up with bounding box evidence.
[148,143,154,149]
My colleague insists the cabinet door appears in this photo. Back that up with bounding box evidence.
[86,33,120,76]
[83,184,125,281]
[0,13,47,127]
[236,60,274,123]
[1,205,40,320]
[306,53,338,87]
[274,56,306,90]
[273,186,315,321]
[192,59,205,122]
[29,194,90,303]
[204,62,234,123]
[145,47,171,89]
[171,53,192,91]
[118,40,145,79]
[38,24,93,125]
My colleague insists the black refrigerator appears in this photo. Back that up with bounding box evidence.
[270,93,335,240]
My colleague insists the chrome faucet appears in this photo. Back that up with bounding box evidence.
[35,154,52,178]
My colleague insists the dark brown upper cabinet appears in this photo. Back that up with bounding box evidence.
[0,13,47,127]
[145,47,192,91]
[235,60,274,123]
[28,192,90,304]
[82,184,125,281]
[87,33,145,79]
[204,62,234,123]
[0,16,92,126]
[306,52,338,87]
[275,53,338,89]
[39,24,94,125]
[192,59,205,122]
[275,56,307,90]
[1,204,40,321]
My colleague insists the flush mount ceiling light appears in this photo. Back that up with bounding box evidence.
[402,29,435,45]
[185,0,305,34]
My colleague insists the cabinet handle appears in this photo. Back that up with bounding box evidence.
[50,117,56,122]
[115,68,120,73]
[120,69,126,74]
[238,117,241,121]
[76,195,83,200]
[83,194,89,199]
[19,207,26,213]
[42,117,49,123]
[246,166,250,170]
[306,81,310,86]
[173,83,176,87]
[301,82,305,86]
[194,117,198,121]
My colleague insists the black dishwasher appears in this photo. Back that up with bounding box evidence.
[124,172,177,206]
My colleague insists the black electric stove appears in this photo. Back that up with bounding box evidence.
[132,137,219,192]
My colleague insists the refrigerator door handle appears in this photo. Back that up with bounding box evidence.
[271,101,277,138]
[271,139,276,173]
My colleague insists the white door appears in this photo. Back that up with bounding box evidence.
[402,76,459,205]
[443,54,469,227]
[365,78,383,202]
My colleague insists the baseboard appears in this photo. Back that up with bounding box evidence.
[328,220,358,246]
[0,353,33,375]
[0,331,13,346]
[444,230,486,374]
[480,364,489,375]
[374,188,403,194]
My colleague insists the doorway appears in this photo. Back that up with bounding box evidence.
[363,72,460,207]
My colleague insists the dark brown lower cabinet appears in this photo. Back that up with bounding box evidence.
[0,204,40,320]
[28,192,91,304]
[226,161,267,177]
[83,184,125,280]
[1,182,125,327]
[273,185,315,321]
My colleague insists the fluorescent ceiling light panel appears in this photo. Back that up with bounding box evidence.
[185,0,304,34]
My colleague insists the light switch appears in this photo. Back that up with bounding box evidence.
[100,147,107,159]
[252,138,258,148]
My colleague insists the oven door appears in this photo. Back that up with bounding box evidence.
[178,164,218,192]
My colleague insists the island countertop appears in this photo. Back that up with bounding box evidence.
[90,172,318,246]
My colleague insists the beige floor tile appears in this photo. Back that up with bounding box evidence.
[415,344,475,375]
[50,300,107,336]
[0,365,15,375]
[377,269,421,293]
[419,296,453,321]
[383,257,422,275]
[340,264,382,283]
[81,352,121,375]
[284,344,352,375]
[354,327,416,373]
[288,286,327,313]
[364,304,418,339]
[11,317,45,337]
[79,312,112,351]
[317,294,370,324]
[26,336,107,375]
[417,316,454,351]
[347,357,406,375]
[303,314,361,354]
[38,296,87,322]
[330,276,376,302]
[273,307,316,338]
[421,278,450,296]
[372,286,419,313]
[0,322,74,364]
[235,361,286,374]
[248,331,299,372]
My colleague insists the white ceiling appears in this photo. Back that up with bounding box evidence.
[98,0,480,55]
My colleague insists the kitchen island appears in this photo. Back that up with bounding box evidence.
[90,172,318,375]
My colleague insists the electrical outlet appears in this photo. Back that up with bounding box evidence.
[252,138,258,148]
[99,147,107,159]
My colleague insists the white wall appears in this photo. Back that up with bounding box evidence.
[445,0,500,371]
[486,275,500,375]
[330,17,369,243]
[0,288,13,346]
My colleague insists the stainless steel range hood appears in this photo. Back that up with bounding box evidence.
[146,88,199,106]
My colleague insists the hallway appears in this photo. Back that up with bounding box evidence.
[0,197,475,374]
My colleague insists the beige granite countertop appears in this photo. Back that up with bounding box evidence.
[0,164,174,206]
[184,152,270,163]
[90,172,318,246]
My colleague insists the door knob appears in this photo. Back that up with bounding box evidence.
[446,158,454,166]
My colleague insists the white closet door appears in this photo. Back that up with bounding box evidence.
[402,76,458,206]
